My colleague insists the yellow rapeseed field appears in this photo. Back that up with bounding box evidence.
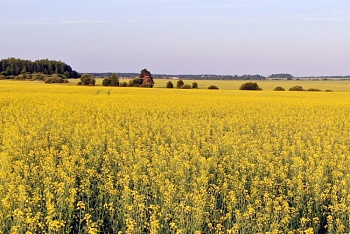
[0,81,350,233]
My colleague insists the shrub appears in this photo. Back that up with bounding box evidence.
[80,74,95,86]
[102,78,111,86]
[128,78,143,87]
[273,86,285,91]
[166,81,174,88]
[192,82,198,89]
[181,84,192,89]
[177,79,184,88]
[289,85,304,91]
[119,82,128,87]
[325,90,333,92]
[307,88,321,92]
[110,73,119,86]
[239,82,262,90]
[140,83,153,88]
[32,72,45,80]
[44,75,67,84]
[208,85,219,90]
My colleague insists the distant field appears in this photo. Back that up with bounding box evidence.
[65,78,350,92]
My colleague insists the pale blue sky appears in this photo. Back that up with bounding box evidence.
[1,0,350,76]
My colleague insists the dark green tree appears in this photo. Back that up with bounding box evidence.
[208,85,219,90]
[239,82,262,90]
[166,81,174,88]
[80,74,95,86]
[110,73,119,86]
[192,82,198,89]
[177,79,184,88]
[289,85,304,91]
[102,78,111,86]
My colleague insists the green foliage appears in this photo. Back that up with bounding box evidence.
[15,73,32,80]
[307,88,321,92]
[0,58,79,78]
[239,82,262,90]
[139,69,154,87]
[44,75,68,84]
[289,85,304,91]
[208,85,219,90]
[80,74,95,86]
[102,78,111,86]
[177,79,184,88]
[119,82,128,87]
[128,78,143,87]
[166,81,174,88]
[102,73,119,87]
[268,73,293,79]
[181,84,192,89]
[192,82,198,89]
[63,71,70,78]
[273,86,285,91]
[31,72,45,80]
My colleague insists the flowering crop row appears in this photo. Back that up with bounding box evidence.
[0,82,350,233]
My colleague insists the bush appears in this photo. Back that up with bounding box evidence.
[110,73,119,86]
[177,79,184,88]
[289,85,304,91]
[44,75,68,84]
[181,84,192,89]
[128,78,143,87]
[140,83,153,88]
[208,85,219,90]
[325,90,333,92]
[102,74,119,87]
[307,88,321,92]
[32,72,45,80]
[119,82,128,87]
[80,74,95,86]
[239,82,262,90]
[166,81,174,88]
[192,82,198,89]
[102,78,111,86]
[273,86,285,91]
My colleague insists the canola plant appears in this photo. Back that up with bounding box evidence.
[0,82,350,233]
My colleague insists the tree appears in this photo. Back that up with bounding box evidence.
[102,78,111,86]
[192,82,198,89]
[208,85,219,90]
[268,73,293,79]
[80,74,95,86]
[139,69,154,87]
[128,78,143,87]
[181,84,192,89]
[102,73,119,87]
[166,81,174,88]
[110,73,119,86]
[0,58,79,78]
[177,79,184,88]
[63,71,70,78]
[273,86,285,91]
[289,85,304,91]
[239,82,262,90]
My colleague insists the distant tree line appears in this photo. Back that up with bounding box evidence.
[268,73,293,79]
[0,58,79,78]
[86,73,267,80]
